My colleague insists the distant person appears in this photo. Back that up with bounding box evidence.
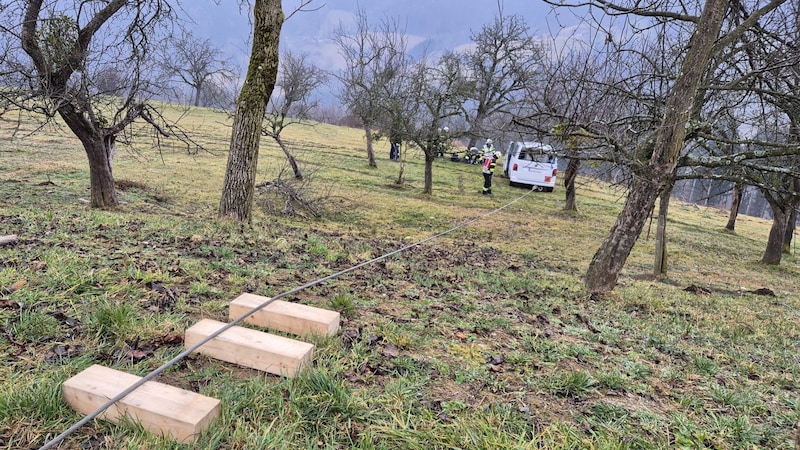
[481,139,495,159]
[482,150,501,195]
[436,127,450,157]
[390,142,400,161]
[465,147,480,164]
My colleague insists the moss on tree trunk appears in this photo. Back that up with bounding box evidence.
[219,0,283,222]
[584,0,729,293]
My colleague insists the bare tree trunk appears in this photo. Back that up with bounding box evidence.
[466,116,485,150]
[785,132,800,253]
[584,0,728,293]
[784,207,796,254]
[219,0,283,222]
[85,138,119,208]
[59,106,118,208]
[564,158,580,211]
[395,162,405,185]
[763,207,787,264]
[193,83,202,107]
[423,151,434,194]
[585,178,661,290]
[654,185,672,276]
[364,126,377,168]
[395,144,405,185]
[726,183,744,231]
[274,135,302,179]
[783,179,800,254]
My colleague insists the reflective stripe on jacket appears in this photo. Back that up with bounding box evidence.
[482,155,497,174]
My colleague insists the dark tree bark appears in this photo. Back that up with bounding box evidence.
[725,183,744,231]
[423,151,435,195]
[564,158,580,211]
[20,0,128,208]
[11,0,191,209]
[784,128,800,254]
[763,208,787,264]
[219,0,283,222]
[653,185,673,276]
[364,126,377,168]
[760,177,800,263]
[274,134,302,180]
[784,206,797,254]
[584,0,729,293]
[69,116,118,207]
[262,50,327,181]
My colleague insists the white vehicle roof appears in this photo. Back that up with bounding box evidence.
[509,141,554,152]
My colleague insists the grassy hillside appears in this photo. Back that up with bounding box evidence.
[1,105,799,449]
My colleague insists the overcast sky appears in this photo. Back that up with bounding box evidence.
[175,0,589,106]
[184,0,573,71]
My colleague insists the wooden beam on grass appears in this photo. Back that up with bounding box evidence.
[185,319,314,377]
[62,364,220,443]
[229,293,340,337]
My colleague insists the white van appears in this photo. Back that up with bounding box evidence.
[503,141,558,192]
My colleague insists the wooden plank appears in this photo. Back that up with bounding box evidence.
[185,319,314,378]
[229,293,340,337]
[62,364,220,443]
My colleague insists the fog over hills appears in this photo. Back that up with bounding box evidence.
[184,0,557,77]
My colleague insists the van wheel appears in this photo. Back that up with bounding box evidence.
[544,187,554,192]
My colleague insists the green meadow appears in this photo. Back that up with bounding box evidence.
[1,105,799,449]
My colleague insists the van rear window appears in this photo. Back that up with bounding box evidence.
[520,149,554,163]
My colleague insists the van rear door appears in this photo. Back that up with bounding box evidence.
[506,142,557,191]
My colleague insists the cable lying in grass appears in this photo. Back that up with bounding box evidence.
[39,188,536,450]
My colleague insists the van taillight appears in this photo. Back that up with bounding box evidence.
[512,163,518,171]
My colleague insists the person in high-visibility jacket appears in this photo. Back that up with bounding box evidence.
[481,139,495,158]
[482,150,501,195]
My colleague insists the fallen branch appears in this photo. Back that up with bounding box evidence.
[257,178,321,218]
[0,235,17,246]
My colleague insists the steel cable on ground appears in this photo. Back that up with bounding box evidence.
[40,188,536,450]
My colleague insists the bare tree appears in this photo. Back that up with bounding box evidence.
[461,13,542,149]
[400,52,470,194]
[533,0,793,292]
[759,167,800,264]
[91,65,128,97]
[725,182,745,230]
[746,2,800,263]
[0,0,196,208]
[307,104,346,125]
[552,124,594,212]
[515,23,676,211]
[158,29,238,107]
[666,0,800,264]
[262,50,327,180]
[584,0,794,291]
[219,0,284,222]
[333,8,407,168]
